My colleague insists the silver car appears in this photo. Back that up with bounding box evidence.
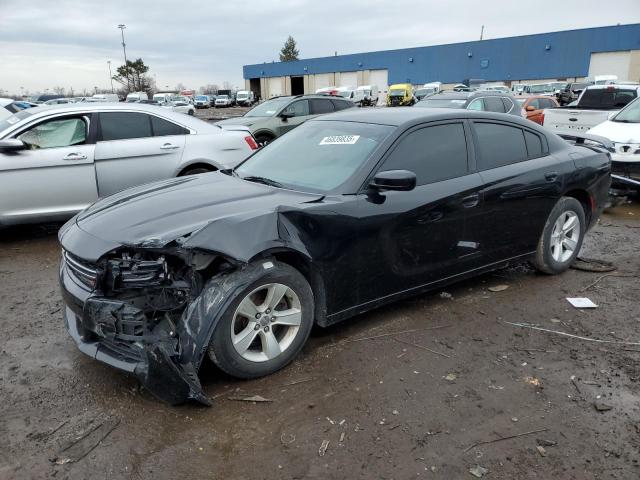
[0,103,258,226]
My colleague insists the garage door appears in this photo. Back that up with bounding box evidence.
[339,71,358,87]
[368,69,388,105]
[314,73,332,92]
[267,77,283,98]
[588,51,631,81]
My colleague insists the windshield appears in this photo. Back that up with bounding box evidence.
[389,89,406,97]
[217,95,229,99]
[529,84,552,93]
[415,98,467,108]
[550,82,566,90]
[195,96,208,101]
[338,91,353,98]
[0,109,35,133]
[612,97,640,123]
[244,97,292,117]
[235,120,394,193]
[236,93,248,98]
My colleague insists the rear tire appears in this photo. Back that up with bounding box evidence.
[255,134,274,147]
[207,261,314,379]
[532,197,585,274]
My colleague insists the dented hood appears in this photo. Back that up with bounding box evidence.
[74,172,322,252]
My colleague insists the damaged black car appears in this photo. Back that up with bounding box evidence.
[59,108,611,405]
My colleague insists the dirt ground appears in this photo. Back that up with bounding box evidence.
[1,200,639,480]
[194,105,251,122]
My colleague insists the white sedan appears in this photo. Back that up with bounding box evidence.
[163,100,195,116]
[0,103,258,225]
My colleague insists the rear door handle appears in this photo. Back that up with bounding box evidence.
[545,171,559,182]
[160,143,180,150]
[461,193,480,208]
[62,153,87,161]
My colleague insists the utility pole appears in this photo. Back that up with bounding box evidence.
[107,60,114,93]
[480,25,485,40]
[117,24,129,90]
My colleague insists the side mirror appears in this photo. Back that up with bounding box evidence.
[0,139,27,151]
[370,170,416,191]
[526,105,536,111]
[279,111,294,121]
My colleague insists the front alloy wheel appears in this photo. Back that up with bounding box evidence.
[231,283,302,362]
[207,261,314,378]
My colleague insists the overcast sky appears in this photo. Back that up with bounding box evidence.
[1,0,639,95]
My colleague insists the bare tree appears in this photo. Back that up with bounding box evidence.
[200,84,220,95]
[52,86,66,96]
[175,83,187,92]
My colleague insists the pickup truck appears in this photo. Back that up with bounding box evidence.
[543,84,640,135]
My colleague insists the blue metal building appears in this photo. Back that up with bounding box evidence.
[243,23,640,98]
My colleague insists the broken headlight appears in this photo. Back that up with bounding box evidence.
[106,252,169,290]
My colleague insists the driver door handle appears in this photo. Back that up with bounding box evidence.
[62,153,87,161]
[160,143,180,150]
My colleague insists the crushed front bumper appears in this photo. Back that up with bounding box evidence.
[59,260,211,406]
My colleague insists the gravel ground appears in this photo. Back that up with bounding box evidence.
[194,105,251,122]
[1,201,639,480]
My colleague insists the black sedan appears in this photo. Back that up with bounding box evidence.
[59,108,611,405]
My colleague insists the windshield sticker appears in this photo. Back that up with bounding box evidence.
[6,116,19,124]
[450,100,466,104]
[265,110,276,115]
[319,135,360,145]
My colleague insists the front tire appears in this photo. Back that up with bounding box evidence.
[532,197,585,274]
[255,134,274,147]
[207,261,314,379]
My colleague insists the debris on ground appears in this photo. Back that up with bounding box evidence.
[594,402,613,412]
[463,428,548,453]
[339,432,345,443]
[536,438,557,447]
[566,297,598,308]
[444,373,457,382]
[525,377,542,387]
[228,395,273,403]
[488,285,509,292]
[318,440,330,457]
[469,465,489,477]
[280,433,296,445]
[536,445,547,457]
[439,292,453,299]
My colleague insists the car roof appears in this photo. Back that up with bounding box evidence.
[314,106,533,128]
[585,84,640,90]
[6,102,215,132]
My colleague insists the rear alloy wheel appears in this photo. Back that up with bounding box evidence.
[532,197,585,274]
[207,261,314,378]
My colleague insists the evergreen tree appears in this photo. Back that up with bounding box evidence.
[279,36,299,62]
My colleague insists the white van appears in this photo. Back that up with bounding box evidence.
[126,92,149,102]
[91,93,119,102]
[336,86,365,105]
[153,93,173,105]
[235,90,255,106]
[356,85,379,106]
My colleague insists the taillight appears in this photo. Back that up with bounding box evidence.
[540,112,545,125]
[244,135,259,150]
[520,108,527,117]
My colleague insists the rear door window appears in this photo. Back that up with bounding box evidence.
[330,99,351,111]
[310,99,335,114]
[381,122,469,185]
[524,131,544,158]
[483,97,506,113]
[474,122,528,170]
[150,116,189,136]
[99,112,152,141]
[501,97,514,112]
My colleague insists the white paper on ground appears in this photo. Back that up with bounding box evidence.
[566,297,598,308]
